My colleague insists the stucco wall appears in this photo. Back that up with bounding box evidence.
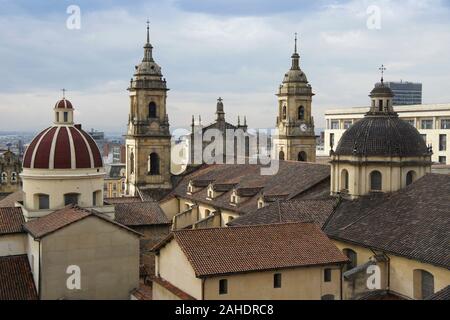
[333,240,450,299]
[0,233,26,256]
[204,266,342,300]
[152,281,183,300]
[156,240,202,300]
[39,216,139,300]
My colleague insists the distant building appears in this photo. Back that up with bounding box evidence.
[0,149,21,194]
[324,103,450,164]
[376,81,422,105]
[104,163,126,198]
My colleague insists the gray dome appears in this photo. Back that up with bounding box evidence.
[335,115,429,157]
[283,69,308,83]
[370,83,394,97]
[135,60,162,76]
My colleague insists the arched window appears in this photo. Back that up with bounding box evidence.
[148,102,157,118]
[37,194,50,210]
[279,151,285,161]
[406,170,416,186]
[321,294,335,300]
[343,248,357,271]
[228,216,234,223]
[341,169,349,191]
[1,172,7,183]
[130,152,134,174]
[205,209,211,217]
[414,269,434,299]
[298,106,305,120]
[64,193,79,206]
[370,170,382,191]
[149,153,160,175]
[298,151,307,162]
[282,106,287,120]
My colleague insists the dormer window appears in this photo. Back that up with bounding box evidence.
[187,181,194,195]
[230,190,238,205]
[207,186,214,200]
[258,198,265,209]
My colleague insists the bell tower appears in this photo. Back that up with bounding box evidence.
[273,34,316,162]
[126,22,172,195]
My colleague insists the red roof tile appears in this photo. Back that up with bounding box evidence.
[0,207,25,235]
[0,255,38,300]
[154,222,348,277]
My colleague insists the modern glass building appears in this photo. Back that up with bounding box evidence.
[375,81,422,105]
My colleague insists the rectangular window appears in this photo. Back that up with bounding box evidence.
[343,120,352,129]
[324,268,332,282]
[330,121,339,130]
[441,119,450,129]
[439,134,447,151]
[439,156,447,164]
[92,192,97,206]
[274,273,282,288]
[38,194,49,210]
[421,119,433,129]
[56,112,60,122]
[63,112,68,122]
[330,133,335,148]
[219,279,228,295]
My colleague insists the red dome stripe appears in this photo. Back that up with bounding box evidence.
[33,127,58,169]
[80,130,103,167]
[55,99,73,109]
[53,127,72,169]
[23,128,50,168]
[69,127,92,168]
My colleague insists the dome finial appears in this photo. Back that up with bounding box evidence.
[61,88,67,99]
[294,32,298,54]
[146,19,150,44]
[379,64,386,83]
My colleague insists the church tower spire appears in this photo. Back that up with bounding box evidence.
[125,22,172,196]
[273,34,316,163]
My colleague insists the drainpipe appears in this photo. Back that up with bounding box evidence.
[340,265,343,300]
[201,278,205,300]
[38,239,42,299]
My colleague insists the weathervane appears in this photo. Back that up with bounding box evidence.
[379,64,386,83]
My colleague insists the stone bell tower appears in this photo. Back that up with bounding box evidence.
[273,34,316,163]
[126,22,172,195]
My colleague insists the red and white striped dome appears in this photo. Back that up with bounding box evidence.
[54,98,73,109]
[23,125,103,169]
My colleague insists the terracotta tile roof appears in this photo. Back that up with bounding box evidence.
[154,222,348,277]
[104,196,142,204]
[114,201,170,226]
[150,276,196,300]
[325,174,450,269]
[131,281,153,300]
[139,188,173,202]
[0,255,38,300]
[426,286,450,300]
[24,205,142,239]
[0,206,25,235]
[229,198,338,228]
[165,162,331,215]
[0,190,24,208]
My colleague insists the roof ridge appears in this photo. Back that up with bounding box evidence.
[174,221,317,233]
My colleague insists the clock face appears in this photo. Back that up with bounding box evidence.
[300,124,307,132]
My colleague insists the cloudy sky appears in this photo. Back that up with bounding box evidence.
[0,0,449,133]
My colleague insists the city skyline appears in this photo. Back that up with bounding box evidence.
[0,0,449,133]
